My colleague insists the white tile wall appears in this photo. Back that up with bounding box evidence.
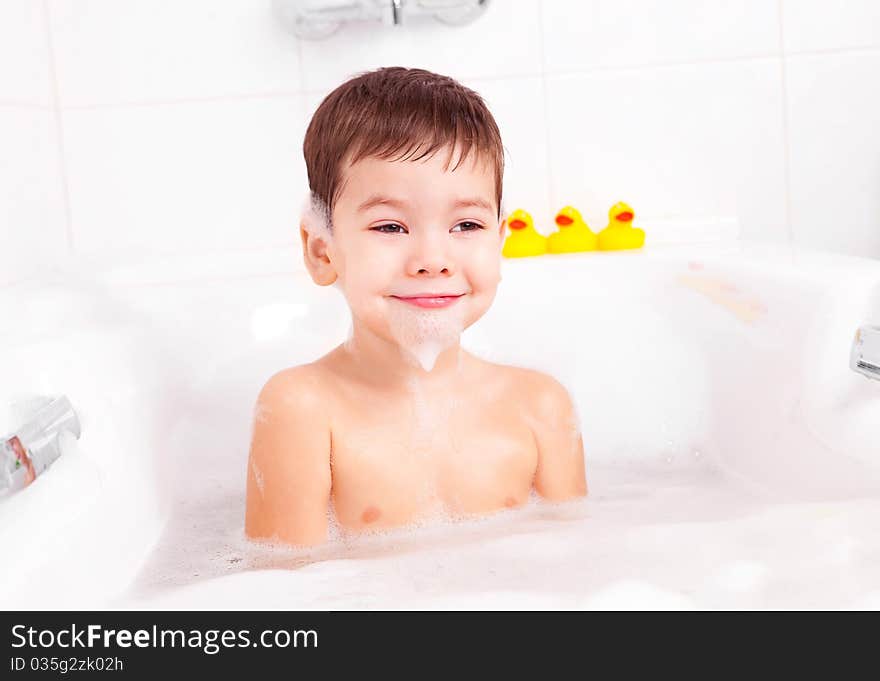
[782,0,880,53]
[62,96,309,257]
[545,60,787,241]
[0,0,54,107]
[0,109,68,282]
[48,0,303,107]
[464,76,552,222]
[542,0,781,73]
[2,0,879,267]
[545,61,787,241]
[786,52,880,258]
[0,0,68,284]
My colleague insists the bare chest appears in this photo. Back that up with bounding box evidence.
[328,400,538,532]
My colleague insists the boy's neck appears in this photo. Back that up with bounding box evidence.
[339,319,466,389]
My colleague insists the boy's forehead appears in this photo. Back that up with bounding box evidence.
[338,152,496,209]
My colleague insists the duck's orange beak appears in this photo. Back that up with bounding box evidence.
[509,219,527,230]
[555,214,573,226]
[615,211,634,222]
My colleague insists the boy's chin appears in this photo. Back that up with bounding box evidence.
[368,311,480,346]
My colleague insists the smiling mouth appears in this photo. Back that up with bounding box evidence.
[390,294,465,309]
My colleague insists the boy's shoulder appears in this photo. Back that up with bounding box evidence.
[256,362,332,416]
[479,358,575,416]
[492,367,580,452]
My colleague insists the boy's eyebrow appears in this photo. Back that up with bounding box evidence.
[356,194,409,212]
[356,194,494,213]
[450,197,495,213]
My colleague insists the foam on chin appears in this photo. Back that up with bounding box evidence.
[387,301,467,372]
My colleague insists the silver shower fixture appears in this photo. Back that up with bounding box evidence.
[851,325,880,381]
[273,0,491,40]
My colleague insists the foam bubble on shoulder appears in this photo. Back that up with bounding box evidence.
[250,460,265,498]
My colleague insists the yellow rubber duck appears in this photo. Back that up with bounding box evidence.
[598,201,645,250]
[547,205,598,253]
[502,209,547,258]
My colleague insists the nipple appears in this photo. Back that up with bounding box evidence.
[361,506,382,524]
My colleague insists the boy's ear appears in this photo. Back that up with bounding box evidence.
[300,222,337,286]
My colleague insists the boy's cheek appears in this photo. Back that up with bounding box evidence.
[343,238,398,268]
[333,245,391,286]
[336,269,390,311]
[469,251,502,287]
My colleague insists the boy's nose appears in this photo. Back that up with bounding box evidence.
[407,238,454,276]
[409,256,453,276]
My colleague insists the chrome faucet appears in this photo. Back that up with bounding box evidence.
[274,0,491,39]
[851,325,880,381]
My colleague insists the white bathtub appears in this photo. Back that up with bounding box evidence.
[2,237,880,610]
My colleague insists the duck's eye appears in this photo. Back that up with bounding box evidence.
[372,224,406,234]
[451,221,484,233]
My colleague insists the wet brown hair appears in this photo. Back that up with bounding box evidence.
[303,66,505,227]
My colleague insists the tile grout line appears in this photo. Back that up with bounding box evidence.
[777,0,795,250]
[56,43,880,114]
[785,43,880,58]
[0,101,55,110]
[294,28,309,123]
[546,43,880,79]
[535,1,555,220]
[41,0,75,256]
[56,73,546,112]
[60,89,307,112]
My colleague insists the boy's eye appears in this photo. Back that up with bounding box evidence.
[371,223,407,234]
[371,222,484,234]
[451,221,484,232]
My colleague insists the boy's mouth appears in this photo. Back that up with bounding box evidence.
[390,293,466,309]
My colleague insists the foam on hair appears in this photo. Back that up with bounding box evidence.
[300,191,333,237]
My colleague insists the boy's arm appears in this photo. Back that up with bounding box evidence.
[245,368,332,546]
[530,376,588,501]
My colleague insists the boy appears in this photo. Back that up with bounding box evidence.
[245,67,587,546]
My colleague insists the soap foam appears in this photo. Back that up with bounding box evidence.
[387,300,468,372]
[250,460,265,498]
[300,191,332,237]
[252,400,271,425]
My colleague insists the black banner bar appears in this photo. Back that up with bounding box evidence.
[0,610,848,675]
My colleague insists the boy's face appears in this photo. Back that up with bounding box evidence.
[305,148,505,350]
